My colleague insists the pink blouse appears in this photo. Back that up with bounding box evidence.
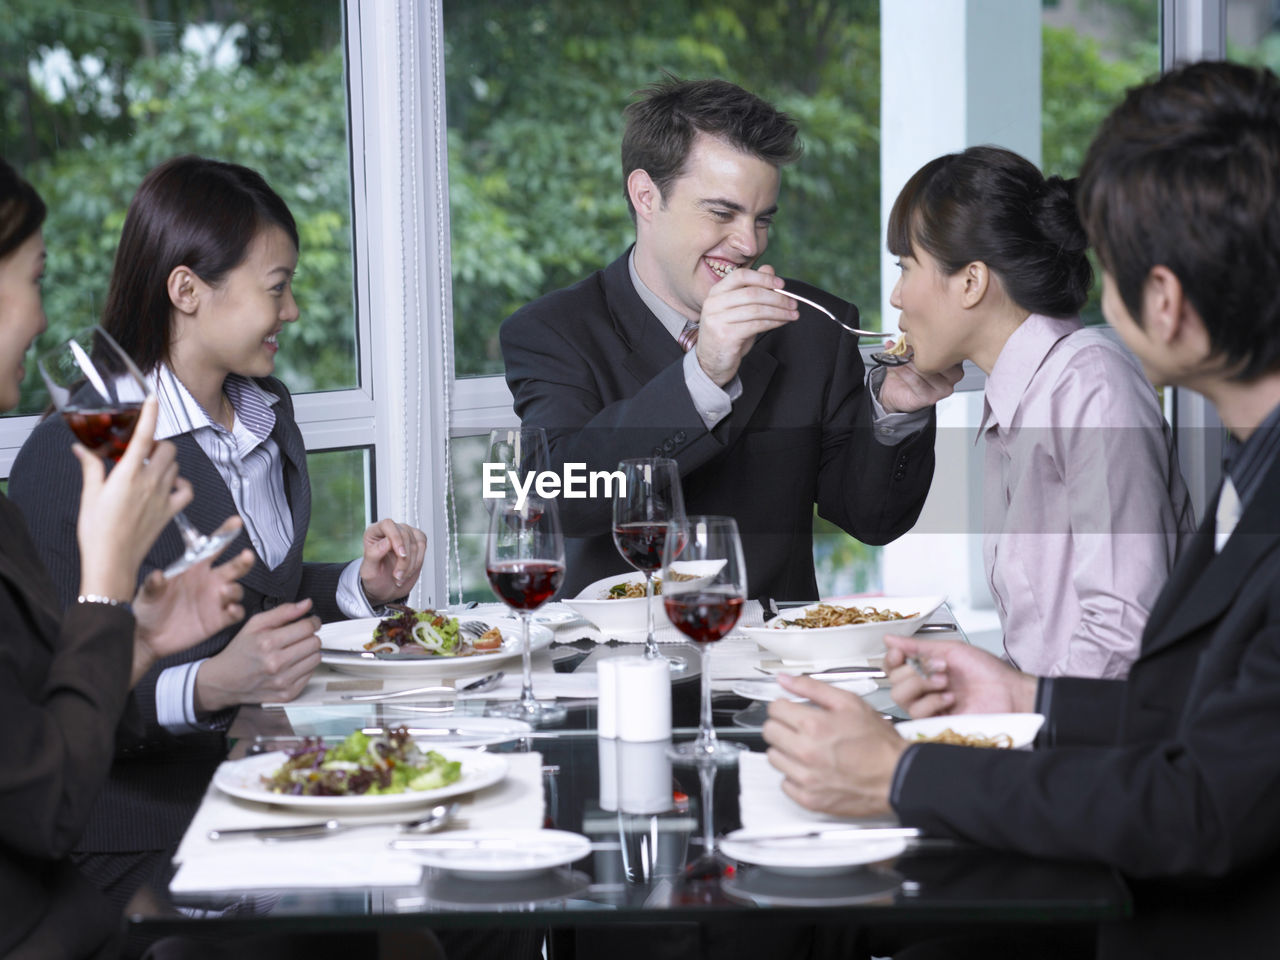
[980,314,1195,679]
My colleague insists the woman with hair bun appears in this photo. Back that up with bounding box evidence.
[886,145,1194,678]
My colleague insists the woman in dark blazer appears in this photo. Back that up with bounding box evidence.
[8,156,428,911]
[0,158,251,959]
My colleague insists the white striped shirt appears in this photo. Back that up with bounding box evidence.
[140,365,372,732]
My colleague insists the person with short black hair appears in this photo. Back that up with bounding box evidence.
[886,145,1194,678]
[764,60,1280,959]
[502,76,962,602]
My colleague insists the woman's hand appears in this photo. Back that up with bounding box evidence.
[130,519,255,685]
[76,396,192,604]
[879,359,964,414]
[884,635,1038,718]
[193,598,322,713]
[359,519,428,606]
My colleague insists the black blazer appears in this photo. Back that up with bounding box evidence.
[893,454,1280,958]
[9,376,347,854]
[499,249,936,599]
[0,493,134,958]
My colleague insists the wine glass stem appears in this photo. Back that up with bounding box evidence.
[518,611,536,710]
[698,642,718,753]
[643,571,658,659]
[699,760,717,858]
[172,510,205,550]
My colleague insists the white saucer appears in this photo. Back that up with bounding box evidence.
[405,829,592,880]
[720,825,907,876]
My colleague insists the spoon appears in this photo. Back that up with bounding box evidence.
[208,801,460,842]
[341,670,505,702]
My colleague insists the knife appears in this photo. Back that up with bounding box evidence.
[755,665,887,680]
[320,648,443,661]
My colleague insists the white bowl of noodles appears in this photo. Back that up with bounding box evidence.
[561,563,723,638]
[738,595,946,664]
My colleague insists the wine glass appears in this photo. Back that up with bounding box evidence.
[485,488,567,726]
[485,426,546,512]
[38,326,240,578]
[663,515,748,765]
[613,457,687,671]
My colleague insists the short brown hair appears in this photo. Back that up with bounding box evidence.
[621,77,802,220]
[1078,61,1280,380]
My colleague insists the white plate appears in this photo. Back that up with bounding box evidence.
[720,825,908,876]
[738,595,946,664]
[730,678,878,702]
[319,614,553,679]
[407,829,592,880]
[722,865,900,906]
[212,746,508,811]
[894,712,1045,750]
[560,572,676,636]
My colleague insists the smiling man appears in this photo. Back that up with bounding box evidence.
[500,77,961,600]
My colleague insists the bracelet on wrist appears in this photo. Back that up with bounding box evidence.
[77,593,134,615]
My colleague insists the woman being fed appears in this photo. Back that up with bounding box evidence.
[885,145,1194,678]
[9,155,428,910]
[0,157,252,959]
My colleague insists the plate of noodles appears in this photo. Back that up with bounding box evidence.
[894,713,1044,750]
[738,595,945,664]
[560,563,723,637]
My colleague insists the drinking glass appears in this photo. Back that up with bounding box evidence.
[485,487,567,725]
[613,457,688,671]
[485,426,546,512]
[38,326,240,578]
[663,515,747,765]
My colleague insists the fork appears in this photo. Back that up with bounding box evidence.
[459,620,493,638]
[778,288,881,338]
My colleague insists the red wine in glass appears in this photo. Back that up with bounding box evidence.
[663,590,744,643]
[61,403,144,463]
[485,560,565,610]
[612,521,686,573]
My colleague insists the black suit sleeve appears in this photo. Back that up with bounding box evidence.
[501,304,729,536]
[0,595,134,859]
[893,574,1280,880]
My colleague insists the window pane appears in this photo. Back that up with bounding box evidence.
[450,433,495,604]
[303,447,369,564]
[444,0,884,379]
[2,1,357,417]
[1042,0,1160,325]
[1226,1,1280,69]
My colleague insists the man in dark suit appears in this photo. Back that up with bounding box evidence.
[764,61,1280,959]
[500,78,962,600]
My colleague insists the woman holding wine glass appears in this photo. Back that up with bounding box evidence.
[613,457,687,670]
[9,155,428,910]
[662,515,748,765]
[0,157,255,959]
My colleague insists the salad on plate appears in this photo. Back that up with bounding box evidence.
[260,727,463,797]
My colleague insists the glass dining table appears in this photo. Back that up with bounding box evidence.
[123,632,1131,951]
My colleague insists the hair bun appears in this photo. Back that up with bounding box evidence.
[1034,175,1089,254]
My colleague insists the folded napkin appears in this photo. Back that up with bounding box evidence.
[169,751,545,894]
[737,751,899,830]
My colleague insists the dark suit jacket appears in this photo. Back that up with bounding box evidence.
[893,455,1280,958]
[9,376,347,856]
[499,249,936,599]
[0,493,134,958]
